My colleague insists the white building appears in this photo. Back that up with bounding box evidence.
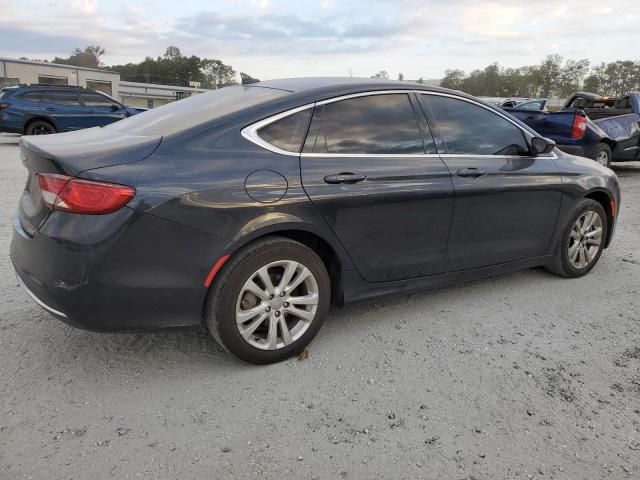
[0,57,209,108]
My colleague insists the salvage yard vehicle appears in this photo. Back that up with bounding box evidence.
[503,92,640,167]
[10,78,621,364]
[0,84,144,135]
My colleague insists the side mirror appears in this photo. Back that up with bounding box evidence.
[110,104,120,111]
[531,137,556,155]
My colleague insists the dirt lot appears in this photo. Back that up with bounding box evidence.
[1,135,639,479]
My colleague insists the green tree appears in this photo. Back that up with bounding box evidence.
[440,69,465,90]
[371,70,389,80]
[54,45,106,69]
[201,59,236,88]
[537,54,564,97]
[557,59,590,97]
[108,46,236,88]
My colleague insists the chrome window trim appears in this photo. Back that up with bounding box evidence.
[314,89,416,106]
[241,89,558,159]
[300,153,441,158]
[241,102,315,157]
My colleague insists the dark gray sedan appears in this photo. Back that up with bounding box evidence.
[11,78,621,364]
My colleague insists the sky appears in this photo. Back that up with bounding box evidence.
[1,0,639,80]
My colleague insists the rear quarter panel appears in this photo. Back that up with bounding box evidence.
[80,122,357,271]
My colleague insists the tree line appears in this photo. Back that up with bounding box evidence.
[32,47,640,97]
[45,45,236,89]
[440,55,640,98]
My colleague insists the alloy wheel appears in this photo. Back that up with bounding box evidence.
[567,210,603,269]
[32,125,54,135]
[596,150,609,166]
[235,260,319,350]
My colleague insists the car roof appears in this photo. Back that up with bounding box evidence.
[30,85,81,88]
[248,77,451,96]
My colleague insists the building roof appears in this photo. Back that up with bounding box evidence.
[119,81,208,93]
[0,57,120,75]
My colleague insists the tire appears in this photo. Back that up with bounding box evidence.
[546,199,608,278]
[25,120,56,136]
[589,143,612,168]
[205,236,331,364]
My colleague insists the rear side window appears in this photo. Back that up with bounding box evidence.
[46,91,81,106]
[105,85,289,136]
[304,94,426,155]
[19,92,44,103]
[423,95,528,156]
[258,109,312,153]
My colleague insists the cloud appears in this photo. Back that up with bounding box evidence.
[172,10,424,56]
[458,2,523,38]
[1,0,639,80]
[68,0,98,14]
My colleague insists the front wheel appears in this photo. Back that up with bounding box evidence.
[205,237,331,364]
[546,199,608,278]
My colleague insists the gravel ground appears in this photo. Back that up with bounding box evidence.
[1,136,639,479]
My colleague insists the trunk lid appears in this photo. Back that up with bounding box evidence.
[18,128,161,236]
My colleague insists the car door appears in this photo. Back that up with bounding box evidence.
[418,93,564,271]
[80,92,128,128]
[299,92,454,282]
[44,90,90,131]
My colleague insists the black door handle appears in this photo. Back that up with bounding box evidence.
[324,173,367,184]
[457,168,486,178]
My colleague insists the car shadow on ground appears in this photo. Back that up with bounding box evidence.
[24,266,562,375]
[0,134,20,145]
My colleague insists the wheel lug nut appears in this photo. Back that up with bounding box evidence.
[275,311,281,317]
[280,292,286,297]
[265,306,271,312]
[269,294,274,299]
[283,302,289,308]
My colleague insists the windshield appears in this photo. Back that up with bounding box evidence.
[105,85,289,136]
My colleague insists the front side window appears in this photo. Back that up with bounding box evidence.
[517,100,545,111]
[258,109,312,153]
[423,95,528,156]
[47,91,81,106]
[81,93,118,108]
[304,94,426,155]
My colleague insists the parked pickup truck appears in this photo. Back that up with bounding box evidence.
[503,92,640,167]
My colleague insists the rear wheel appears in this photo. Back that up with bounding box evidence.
[205,237,331,364]
[546,199,607,278]
[590,143,611,168]
[25,120,56,136]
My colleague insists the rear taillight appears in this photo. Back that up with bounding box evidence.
[37,173,135,214]
[571,114,587,139]
[0,103,10,109]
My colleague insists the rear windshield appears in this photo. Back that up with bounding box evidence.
[106,85,289,136]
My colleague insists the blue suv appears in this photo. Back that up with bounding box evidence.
[0,85,144,135]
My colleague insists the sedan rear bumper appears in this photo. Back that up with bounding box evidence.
[10,208,234,332]
[15,270,68,319]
